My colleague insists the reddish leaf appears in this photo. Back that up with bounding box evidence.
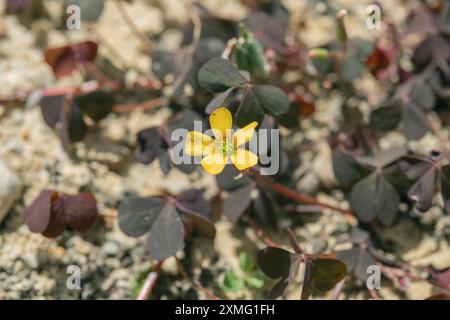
[24,190,55,233]
[412,34,450,70]
[41,196,67,238]
[185,212,216,240]
[136,127,166,165]
[44,41,98,77]
[223,183,253,223]
[337,247,376,282]
[24,190,98,238]
[40,95,65,128]
[62,193,98,232]
[408,166,436,212]
[176,189,211,219]
[118,195,206,261]
[5,0,32,13]
[146,203,185,261]
[428,266,450,288]
[350,172,400,225]
[366,46,390,76]
[440,165,450,214]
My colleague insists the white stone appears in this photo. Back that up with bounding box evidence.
[0,160,22,224]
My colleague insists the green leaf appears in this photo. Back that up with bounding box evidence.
[253,85,289,116]
[309,48,333,74]
[205,87,235,114]
[336,11,348,44]
[244,275,265,289]
[236,85,289,126]
[336,21,347,44]
[198,58,247,92]
[235,24,270,77]
[235,88,266,127]
[349,38,375,60]
[341,55,364,82]
[221,271,244,292]
[239,252,256,273]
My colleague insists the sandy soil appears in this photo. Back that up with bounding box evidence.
[0,0,449,300]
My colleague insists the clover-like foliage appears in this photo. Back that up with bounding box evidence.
[24,190,98,237]
[217,166,280,225]
[118,189,216,261]
[44,41,98,78]
[198,57,289,127]
[258,246,347,300]
[333,146,409,225]
[335,228,377,283]
[403,153,450,214]
[136,109,203,174]
[39,89,115,150]
[9,0,450,302]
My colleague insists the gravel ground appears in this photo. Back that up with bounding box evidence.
[0,0,449,300]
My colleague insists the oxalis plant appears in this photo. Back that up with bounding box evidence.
[7,0,449,300]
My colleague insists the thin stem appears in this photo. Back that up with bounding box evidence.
[242,215,280,247]
[379,263,450,293]
[286,228,303,254]
[331,277,347,300]
[368,287,380,300]
[136,260,164,300]
[248,168,354,217]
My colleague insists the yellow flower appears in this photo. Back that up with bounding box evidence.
[185,107,259,175]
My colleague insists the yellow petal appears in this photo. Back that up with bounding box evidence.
[201,150,228,175]
[232,149,258,171]
[210,107,232,141]
[233,121,258,147]
[185,131,214,156]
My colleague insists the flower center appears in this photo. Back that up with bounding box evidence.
[216,140,234,157]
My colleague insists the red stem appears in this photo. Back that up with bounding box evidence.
[242,215,281,247]
[136,260,164,300]
[368,287,380,300]
[248,168,354,217]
